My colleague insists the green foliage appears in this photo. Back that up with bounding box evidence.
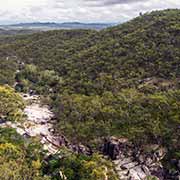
[0,57,18,85]
[43,148,118,180]
[0,9,179,178]
[15,64,62,94]
[0,128,50,180]
[0,10,179,95]
[1,9,179,149]
[54,89,180,147]
[0,85,25,121]
[146,176,159,180]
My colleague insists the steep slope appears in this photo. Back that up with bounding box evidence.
[1,9,179,94]
[65,9,180,93]
[0,29,99,87]
[0,9,179,142]
[0,29,99,71]
[0,9,180,180]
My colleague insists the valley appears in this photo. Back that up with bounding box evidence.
[0,9,179,180]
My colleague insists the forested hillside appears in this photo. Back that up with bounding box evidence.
[0,9,179,92]
[0,9,180,179]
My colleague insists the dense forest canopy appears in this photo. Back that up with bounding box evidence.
[0,86,25,121]
[0,9,179,179]
[0,8,179,143]
[0,9,179,93]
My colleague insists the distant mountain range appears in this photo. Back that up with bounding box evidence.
[0,22,116,31]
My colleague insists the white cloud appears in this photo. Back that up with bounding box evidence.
[0,0,179,24]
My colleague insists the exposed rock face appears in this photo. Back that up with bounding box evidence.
[41,134,92,155]
[102,137,167,180]
[0,93,92,156]
[103,137,121,160]
[22,93,92,155]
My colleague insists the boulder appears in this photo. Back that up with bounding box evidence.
[121,162,138,170]
[102,137,120,160]
[177,160,180,170]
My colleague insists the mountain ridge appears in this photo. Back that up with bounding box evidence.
[0,22,116,31]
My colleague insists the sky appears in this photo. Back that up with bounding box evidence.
[0,0,179,24]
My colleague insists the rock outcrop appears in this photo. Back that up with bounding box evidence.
[102,137,167,180]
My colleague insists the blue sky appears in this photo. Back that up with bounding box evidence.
[0,0,180,24]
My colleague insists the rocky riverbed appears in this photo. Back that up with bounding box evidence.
[0,93,91,155]
[1,93,179,180]
[0,93,60,154]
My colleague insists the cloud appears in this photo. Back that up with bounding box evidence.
[85,0,149,6]
[0,0,179,24]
